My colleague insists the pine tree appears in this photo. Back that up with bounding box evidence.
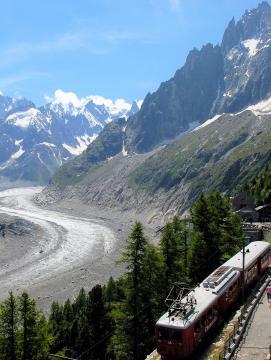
[35,314,50,360]
[188,231,208,283]
[159,216,190,298]
[87,285,108,360]
[62,299,74,352]
[189,192,243,282]
[141,244,163,353]
[0,292,18,360]
[18,292,38,360]
[48,301,64,354]
[111,221,148,360]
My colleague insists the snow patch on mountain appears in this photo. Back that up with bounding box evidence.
[246,96,271,115]
[63,133,98,156]
[39,142,56,148]
[136,100,144,109]
[6,108,40,128]
[11,146,24,160]
[193,114,223,131]
[242,38,260,57]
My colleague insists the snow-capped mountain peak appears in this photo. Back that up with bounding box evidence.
[45,89,141,122]
[0,90,141,183]
[6,108,49,131]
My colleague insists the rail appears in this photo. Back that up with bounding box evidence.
[218,272,271,360]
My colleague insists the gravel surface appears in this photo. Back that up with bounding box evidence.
[0,187,158,313]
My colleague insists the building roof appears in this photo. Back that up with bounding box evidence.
[255,204,271,211]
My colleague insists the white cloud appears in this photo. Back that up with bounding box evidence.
[169,0,182,13]
[46,89,85,108]
[89,95,131,114]
[45,90,132,115]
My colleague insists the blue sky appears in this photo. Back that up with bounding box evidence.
[0,0,265,105]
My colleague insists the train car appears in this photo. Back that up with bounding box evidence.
[156,241,271,359]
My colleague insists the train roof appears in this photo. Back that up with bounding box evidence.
[223,241,270,270]
[156,241,270,330]
[156,267,239,329]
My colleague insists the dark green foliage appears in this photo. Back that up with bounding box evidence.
[0,292,49,360]
[19,292,38,360]
[159,217,190,293]
[86,285,108,360]
[49,301,64,354]
[112,222,149,360]
[0,292,18,360]
[111,223,163,360]
[188,192,243,282]
[244,163,271,204]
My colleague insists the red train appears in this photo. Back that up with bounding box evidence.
[156,241,271,359]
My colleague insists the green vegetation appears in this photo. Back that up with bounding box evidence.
[0,192,243,359]
[128,112,271,208]
[0,292,50,360]
[244,163,271,204]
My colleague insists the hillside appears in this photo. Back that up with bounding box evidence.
[40,98,271,221]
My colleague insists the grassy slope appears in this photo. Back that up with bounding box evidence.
[128,111,271,203]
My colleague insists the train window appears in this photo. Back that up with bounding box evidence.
[169,329,182,342]
[158,327,168,340]
[207,309,213,321]
[213,305,218,315]
[157,327,182,342]
[201,315,206,326]
[195,321,201,333]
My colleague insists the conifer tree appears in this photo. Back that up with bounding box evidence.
[18,292,38,360]
[189,192,243,282]
[48,301,64,354]
[111,221,149,360]
[141,244,163,353]
[159,216,190,297]
[87,285,107,360]
[0,292,18,360]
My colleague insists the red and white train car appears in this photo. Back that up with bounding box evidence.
[156,241,271,359]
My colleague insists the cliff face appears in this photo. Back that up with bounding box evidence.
[125,1,271,153]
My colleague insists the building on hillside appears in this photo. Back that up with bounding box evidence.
[231,194,259,223]
[255,204,271,222]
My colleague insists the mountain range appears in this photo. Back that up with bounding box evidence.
[0,90,141,183]
[39,1,271,220]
